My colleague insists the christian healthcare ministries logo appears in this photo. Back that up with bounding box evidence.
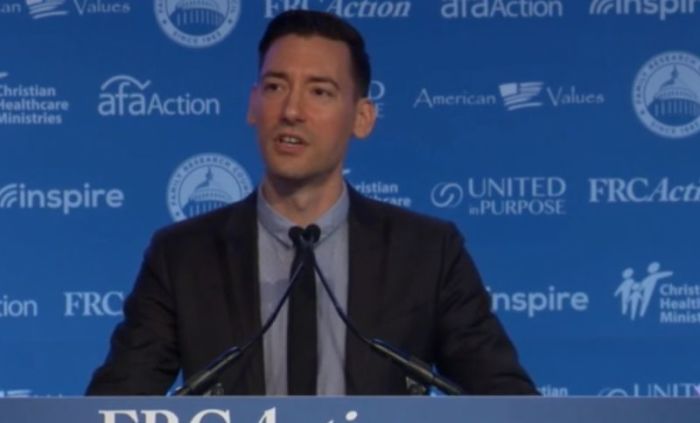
[167,153,253,222]
[155,0,240,48]
[0,72,70,125]
[615,262,700,324]
[98,75,221,117]
[633,51,700,139]
[590,0,698,20]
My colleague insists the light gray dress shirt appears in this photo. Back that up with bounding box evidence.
[257,186,349,395]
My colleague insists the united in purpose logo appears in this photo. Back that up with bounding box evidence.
[632,51,700,139]
[155,0,241,48]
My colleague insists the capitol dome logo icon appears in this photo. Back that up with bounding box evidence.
[155,0,240,48]
[633,51,700,139]
[167,153,253,222]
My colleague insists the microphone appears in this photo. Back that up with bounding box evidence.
[308,240,464,395]
[174,225,317,396]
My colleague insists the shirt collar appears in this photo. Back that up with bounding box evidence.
[257,183,350,248]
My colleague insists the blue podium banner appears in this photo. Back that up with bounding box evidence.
[1,1,699,397]
[2,397,700,423]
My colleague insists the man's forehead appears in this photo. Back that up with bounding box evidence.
[260,34,352,72]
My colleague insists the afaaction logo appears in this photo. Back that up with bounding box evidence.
[488,285,589,318]
[98,75,221,117]
[0,183,124,215]
[590,0,698,20]
[265,0,411,18]
[441,0,564,19]
[0,294,38,318]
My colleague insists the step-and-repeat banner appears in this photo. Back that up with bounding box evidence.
[2,0,699,397]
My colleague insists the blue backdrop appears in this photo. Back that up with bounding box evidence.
[1,0,699,398]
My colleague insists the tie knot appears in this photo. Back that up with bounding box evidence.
[288,224,321,250]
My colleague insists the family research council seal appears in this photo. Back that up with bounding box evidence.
[155,0,241,48]
[167,153,253,222]
[633,51,700,139]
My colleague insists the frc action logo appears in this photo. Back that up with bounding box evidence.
[167,153,253,222]
[155,0,241,48]
[615,262,700,324]
[632,51,700,138]
[264,0,411,18]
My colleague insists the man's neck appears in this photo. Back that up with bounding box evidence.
[261,174,345,227]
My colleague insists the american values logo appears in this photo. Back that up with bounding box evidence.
[499,81,605,111]
[167,153,253,222]
[632,51,700,139]
[24,0,131,19]
[155,0,241,48]
[614,262,700,324]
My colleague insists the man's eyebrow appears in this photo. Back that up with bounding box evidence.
[260,71,340,90]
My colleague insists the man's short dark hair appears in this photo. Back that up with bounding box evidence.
[258,10,371,98]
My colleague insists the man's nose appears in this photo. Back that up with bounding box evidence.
[281,88,305,123]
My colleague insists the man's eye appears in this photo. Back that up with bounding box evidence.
[312,87,334,97]
[263,83,281,92]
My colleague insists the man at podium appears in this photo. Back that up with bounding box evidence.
[87,9,537,396]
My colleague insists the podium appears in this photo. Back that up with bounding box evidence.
[1,397,699,423]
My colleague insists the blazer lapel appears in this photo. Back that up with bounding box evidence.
[220,192,266,394]
[345,189,392,394]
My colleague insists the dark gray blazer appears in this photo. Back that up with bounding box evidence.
[86,188,536,395]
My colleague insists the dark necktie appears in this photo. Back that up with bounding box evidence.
[287,225,320,395]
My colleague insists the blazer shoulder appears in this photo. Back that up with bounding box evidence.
[151,193,256,247]
[350,189,462,242]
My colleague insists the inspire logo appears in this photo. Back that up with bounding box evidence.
[25,0,69,19]
[98,75,221,117]
[499,82,544,111]
[0,183,124,215]
[590,0,698,20]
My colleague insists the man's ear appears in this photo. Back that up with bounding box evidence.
[246,85,259,126]
[353,98,377,139]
